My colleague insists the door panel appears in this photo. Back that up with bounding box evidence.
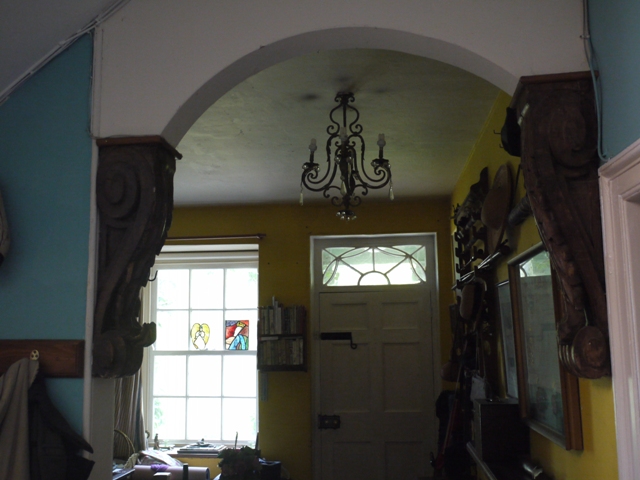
[383,342,422,411]
[318,289,436,480]
[330,343,371,412]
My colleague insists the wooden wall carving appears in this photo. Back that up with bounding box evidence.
[513,73,609,378]
[93,136,181,378]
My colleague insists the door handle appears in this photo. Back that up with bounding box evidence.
[320,332,357,349]
[318,414,341,429]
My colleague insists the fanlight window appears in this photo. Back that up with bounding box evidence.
[322,245,427,286]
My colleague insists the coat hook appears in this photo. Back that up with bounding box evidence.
[148,271,158,282]
[30,349,40,360]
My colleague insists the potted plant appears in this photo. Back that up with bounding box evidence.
[218,446,261,480]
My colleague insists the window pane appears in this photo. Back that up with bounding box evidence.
[187,397,222,440]
[157,269,189,309]
[328,262,360,286]
[155,311,190,351]
[191,269,224,309]
[154,397,186,440]
[360,271,389,286]
[222,398,257,441]
[322,245,427,286]
[521,251,552,277]
[340,247,372,270]
[223,356,257,397]
[386,259,422,285]
[188,356,222,397]
[226,310,258,352]
[225,269,258,308]
[190,310,224,351]
[154,356,186,396]
[374,247,405,272]
[225,320,250,351]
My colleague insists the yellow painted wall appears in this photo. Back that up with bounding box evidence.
[168,90,618,480]
[451,92,618,479]
[169,198,453,480]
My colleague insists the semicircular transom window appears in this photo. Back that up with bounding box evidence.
[322,245,427,286]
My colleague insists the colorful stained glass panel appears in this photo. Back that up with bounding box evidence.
[225,320,250,350]
[190,311,224,350]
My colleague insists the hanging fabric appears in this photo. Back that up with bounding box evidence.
[114,370,147,460]
[28,372,94,480]
[0,358,39,480]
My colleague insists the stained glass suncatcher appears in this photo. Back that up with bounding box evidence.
[190,322,211,350]
[226,320,250,350]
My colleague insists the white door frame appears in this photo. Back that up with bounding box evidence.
[309,233,441,480]
[599,139,640,480]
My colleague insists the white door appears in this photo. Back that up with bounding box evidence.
[317,288,437,480]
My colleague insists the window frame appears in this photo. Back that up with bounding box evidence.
[141,247,259,446]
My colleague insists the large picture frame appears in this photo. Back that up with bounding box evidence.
[508,243,583,450]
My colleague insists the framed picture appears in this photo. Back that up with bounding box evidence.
[497,280,518,398]
[508,243,583,450]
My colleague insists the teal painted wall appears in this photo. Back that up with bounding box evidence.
[589,1,640,158]
[0,35,93,430]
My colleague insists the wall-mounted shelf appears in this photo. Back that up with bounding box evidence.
[257,302,306,371]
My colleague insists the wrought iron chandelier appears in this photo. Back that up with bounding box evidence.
[300,92,393,220]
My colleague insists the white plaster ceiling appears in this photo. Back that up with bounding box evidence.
[0,0,123,99]
[175,49,501,206]
[0,1,502,208]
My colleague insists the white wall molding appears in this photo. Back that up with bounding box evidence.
[599,138,640,480]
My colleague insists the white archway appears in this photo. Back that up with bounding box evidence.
[93,0,586,145]
[88,2,589,476]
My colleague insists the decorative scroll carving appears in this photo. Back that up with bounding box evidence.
[93,136,181,378]
[513,73,609,378]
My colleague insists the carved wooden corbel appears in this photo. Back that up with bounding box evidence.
[93,136,181,378]
[513,73,610,378]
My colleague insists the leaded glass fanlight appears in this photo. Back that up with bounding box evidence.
[321,245,427,286]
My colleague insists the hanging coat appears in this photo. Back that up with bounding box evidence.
[28,372,94,480]
[0,358,39,480]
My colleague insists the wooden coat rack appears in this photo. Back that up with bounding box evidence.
[0,340,84,377]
